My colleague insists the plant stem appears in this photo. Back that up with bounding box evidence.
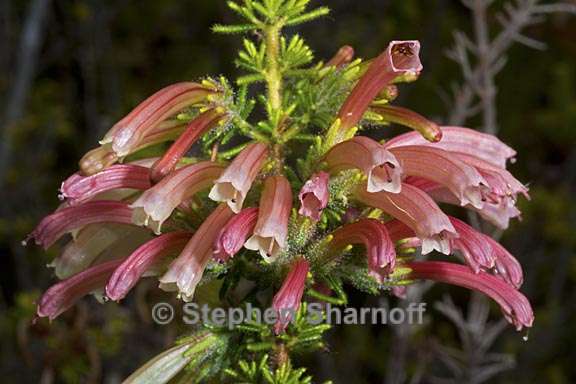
[263,21,285,172]
[264,23,282,113]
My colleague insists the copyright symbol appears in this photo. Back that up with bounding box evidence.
[152,302,174,325]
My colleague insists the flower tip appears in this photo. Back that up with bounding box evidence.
[388,40,423,74]
[327,45,355,68]
[79,146,118,176]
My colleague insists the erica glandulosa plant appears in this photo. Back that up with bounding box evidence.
[27,0,533,382]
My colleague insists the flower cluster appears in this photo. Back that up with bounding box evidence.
[29,39,533,334]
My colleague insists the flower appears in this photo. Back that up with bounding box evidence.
[79,120,187,175]
[408,177,522,229]
[356,182,457,254]
[384,126,516,168]
[272,258,309,334]
[131,161,224,233]
[209,142,269,213]
[159,204,234,301]
[329,218,396,278]
[60,164,151,205]
[326,45,355,68]
[389,145,488,208]
[100,82,217,157]
[214,207,259,263]
[244,175,293,262]
[481,234,524,288]
[27,201,135,249]
[323,136,402,193]
[106,231,193,301]
[78,146,120,176]
[150,109,227,183]
[338,40,422,131]
[448,217,495,273]
[50,224,150,279]
[454,152,529,203]
[37,259,123,320]
[406,261,533,330]
[298,171,330,221]
[370,105,442,142]
[384,216,523,287]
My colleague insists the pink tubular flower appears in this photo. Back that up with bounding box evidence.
[244,175,292,262]
[209,142,268,213]
[384,219,415,242]
[60,164,151,205]
[100,82,216,157]
[406,261,533,330]
[78,146,119,176]
[454,152,529,201]
[272,258,309,334]
[410,178,521,229]
[326,45,355,68]
[329,219,396,278]
[449,216,522,287]
[384,215,522,287]
[298,171,330,221]
[106,231,193,301]
[356,182,457,254]
[214,207,259,263]
[389,145,488,209]
[338,40,422,130]
[481,234,524,288]
[37,259,123,320]
[448,217,495,273]
[51,224,149,279]
[131,161,224,233]
[27,201,135,249]
[371,105,442,142]
[384,126,516,168]
[150,109,227,183]
[79,120,187,175]
[159,204,234,301]
[323,136,402,193]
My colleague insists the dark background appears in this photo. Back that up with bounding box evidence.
[0,1,575,383]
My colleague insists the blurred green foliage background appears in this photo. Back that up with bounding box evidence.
[0,0,575,383]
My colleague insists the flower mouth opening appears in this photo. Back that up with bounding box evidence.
[390,41,422,73]
[369,161,401,193]
[209,182,243,212]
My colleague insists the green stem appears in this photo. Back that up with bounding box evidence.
[264,23,282,113]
